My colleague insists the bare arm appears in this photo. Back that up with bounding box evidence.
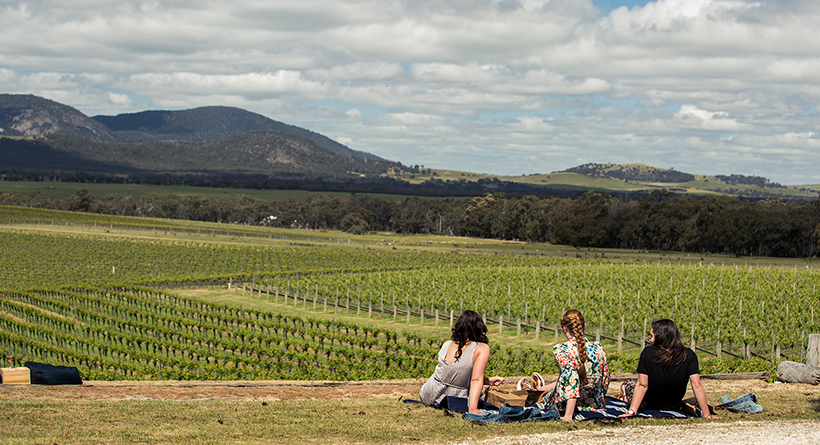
[620,373,649,417]
[690,374,717,419]
[468,343,491,413]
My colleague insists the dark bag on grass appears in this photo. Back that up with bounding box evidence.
[25,361,83,385]
[678,397,716,418]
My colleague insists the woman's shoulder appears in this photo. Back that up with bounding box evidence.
[639,345,658,358]
[587,339,606,352]
[474,342,490,353]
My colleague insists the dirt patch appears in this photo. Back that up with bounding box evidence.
[2,375,819,444]
[1,373,814,404]
[0,378,426,402]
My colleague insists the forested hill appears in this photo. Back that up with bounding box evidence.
[0,94,115,141]
[0,93,382,162]
[92,106,384,161]
[0,130,394,178]
[563,163,696,183]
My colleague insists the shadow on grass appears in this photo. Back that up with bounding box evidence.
[810,394,820,412]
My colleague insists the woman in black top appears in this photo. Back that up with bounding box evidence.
[619,319,716,418]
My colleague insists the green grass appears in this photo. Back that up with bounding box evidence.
[0,180,424,202]
[383,166,819,199]
[0,384,818,445]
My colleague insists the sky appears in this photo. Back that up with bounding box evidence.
[1,0,819,185]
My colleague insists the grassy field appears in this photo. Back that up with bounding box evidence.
[0,180,426,202]
[381,166,819,199]
[0,377,817,444]
[7,214,817,269]
[1,207,819,443]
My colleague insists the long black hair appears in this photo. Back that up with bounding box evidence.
[651,319,687,368]
[451,310,489,360]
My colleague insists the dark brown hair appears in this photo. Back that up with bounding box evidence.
[451,310,489,360]
[651,319,687,368]
[561,309,588,384]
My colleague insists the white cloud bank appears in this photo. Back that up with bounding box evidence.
[1,0,819,184]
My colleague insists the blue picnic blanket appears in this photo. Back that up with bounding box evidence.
[572,396,690,421]
[404,396,693,423]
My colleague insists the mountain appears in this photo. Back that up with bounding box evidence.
[0,93,397,181]
[0,94,115,141]
[0,130,392,178]
[92,106,384,161]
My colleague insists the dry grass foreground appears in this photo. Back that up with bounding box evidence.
[1,374,819,444]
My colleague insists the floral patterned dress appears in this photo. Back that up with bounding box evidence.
[549,337,610,411]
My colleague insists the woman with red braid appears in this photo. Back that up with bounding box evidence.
[537,309,610,422]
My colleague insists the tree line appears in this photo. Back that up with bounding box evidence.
[2,188,818,258]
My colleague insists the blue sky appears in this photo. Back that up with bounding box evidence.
[594,0,652,12]
[1,0,818,185]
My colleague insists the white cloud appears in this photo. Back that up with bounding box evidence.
[1,0,820,183]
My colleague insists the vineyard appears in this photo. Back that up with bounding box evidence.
[1,208,818,381]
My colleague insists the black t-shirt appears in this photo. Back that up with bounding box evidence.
[636,346,699,410]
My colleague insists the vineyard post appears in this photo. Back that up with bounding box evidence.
[345,288,350,315]
[435,309,439,326]
[641,317,647,350]
[368,300,372,318]
[313,284,317,310]
[535,320,540,340]
[357,283,361,316]
[442,278,448,312]
[517,318,521,336]
[507,288,511,320]
[716,325,722,359]
[420,308,424,325]
[393,304,397,322]
[771,331,777,361]
[499,316,503,334]
[242,284,246,296]
[808,334,820,367]
[406,305,411,323]
[618,315,624,353]
[801,330,805,363]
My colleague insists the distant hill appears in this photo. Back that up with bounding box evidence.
[0,94,114,141]
[563,163,695,183]
[0,130,392,178]
[92,106,384,161]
